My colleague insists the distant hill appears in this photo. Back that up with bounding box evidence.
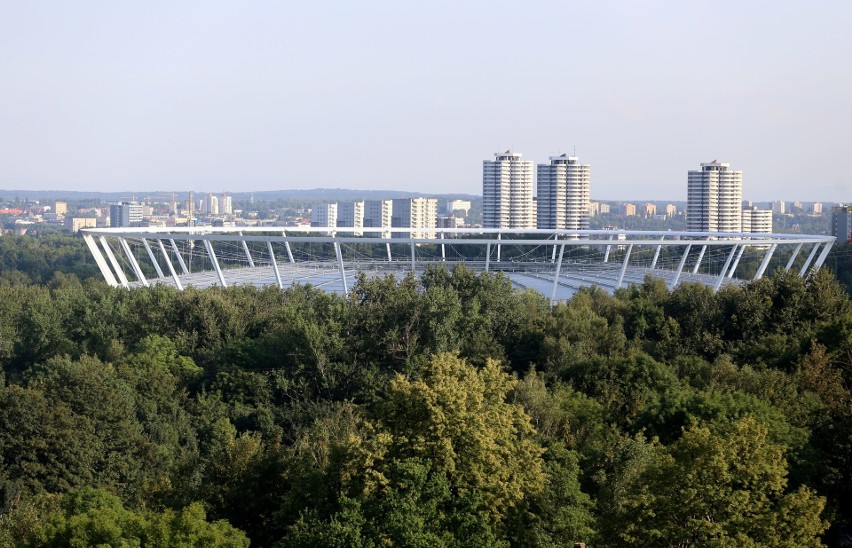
[0,188,481,203]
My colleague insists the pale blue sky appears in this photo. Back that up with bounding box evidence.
[0,0,849,200]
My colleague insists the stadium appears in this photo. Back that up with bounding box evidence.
[81,227,836,304]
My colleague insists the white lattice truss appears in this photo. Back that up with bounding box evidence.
[82,227,836,305]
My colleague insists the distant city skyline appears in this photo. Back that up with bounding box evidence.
[1,2,850,201]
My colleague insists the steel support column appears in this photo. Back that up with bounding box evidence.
[670,244,692,289]
[496,232,501,262]
[728,245,747,279]
[239,232,255,268]
[203,239,228,287]
[334,241,348,295]
[753,243,777,280]
[691,245,707,274]
[799,243,821,277]
[812,241,834,273]
[410,242,416,273]
[650,236,665,270]
[170,239,189,275]
[440,232,446,261]
[714,245,738,293]
[142,239,164,278]
[550,243,566,305]
[119,237,149,287]
[386,242,392,262]
[485,243,491,272]
[603,234,614,263]
[157,239,183,290]
[83,234,118,287]
[282,230,295,263]
[616,244,633,290]
[267,241,282,289]
[101,236,129,288]
[785,243,803,271]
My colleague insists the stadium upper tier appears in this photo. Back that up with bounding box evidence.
[81,227,835,303]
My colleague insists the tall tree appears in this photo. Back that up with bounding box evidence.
[603,417,828,546]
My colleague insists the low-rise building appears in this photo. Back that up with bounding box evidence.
[589,201,600,216]
[65,217,97,232]
[742,207,772,234]
[392,198,438,239]
[364,200,393,238]
[446,199,471,215]
[337,201,365,236]
[311,203,338,230]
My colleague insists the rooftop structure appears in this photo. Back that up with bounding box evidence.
[82,227,835,305]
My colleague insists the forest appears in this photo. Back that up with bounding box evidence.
[0,233,851,546]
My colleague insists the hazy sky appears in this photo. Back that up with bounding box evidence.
[1,1,850,200]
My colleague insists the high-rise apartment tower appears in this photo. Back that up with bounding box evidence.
[832,205,852,243]
[687,160,743,232]
[483,151,535,229]
[536,154,590,232]
[109,202,144,227]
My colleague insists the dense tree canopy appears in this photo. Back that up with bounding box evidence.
[0,234,851,545]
